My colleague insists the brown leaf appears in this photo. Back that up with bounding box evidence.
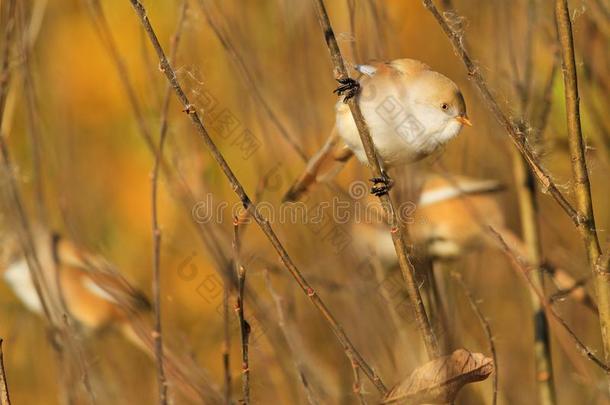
[382,349,494,404]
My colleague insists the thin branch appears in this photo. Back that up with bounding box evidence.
[554,0,602,265]
[263,271,322,405]
[421,0,583,230]
[451,273,497,405]
[127,0,388,395]
[232,219,250,404]
[531,54,559,141]
[84,0,155,151]
[197,0,309,162]
[346,0,360,62]
[554,0,610,376]
[17,1,47,226]
[0,138,97,404]
[128,0,388,395]
[86,2,307,400]
[489,227,610,373]
[311,0,439,359]
[85,0,236,278]
[0,136,55,323]
[0,340,11,405]
[507,2,556,401]
[348,353,368,405]
[222,276,232,404]
[150,2,188,404]
[0,0,16,128]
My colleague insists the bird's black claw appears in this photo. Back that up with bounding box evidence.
[334,77,360,103]
[369,172,394,197]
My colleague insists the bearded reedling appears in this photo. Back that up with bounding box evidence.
[283,58,471,202]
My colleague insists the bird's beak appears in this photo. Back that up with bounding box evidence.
[455,115,472,127]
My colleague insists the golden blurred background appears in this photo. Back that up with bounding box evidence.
[0,0,609,404]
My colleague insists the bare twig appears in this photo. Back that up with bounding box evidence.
[424,0,610,378]
[17,1,47,226]
[0,139,100,404]
[505,2,556,401]
[263,271,322,405]
[232,219,250,404]
[554,0,602,267]
[150,3,188,404]
[553,2,610,372]
[222,276,232,404]
[84,0,156,151]
[421,0,582,230]
[451,273,497,405]
[0,340,11,405]
[87,3,303,394]
[127,0,388,394]
[311,0,439,359]
[348,353,368,405]
[489,227,610,373]
[0,137,55,323]
[346,0,360,62]
[197,0,309,162]
[0,0,16,129]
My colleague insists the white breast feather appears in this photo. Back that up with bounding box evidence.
[3,260,43,314]
[83,278,118,303]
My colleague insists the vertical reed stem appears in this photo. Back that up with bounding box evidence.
[0,340,11,405]
[554,0,609,382]
[127,0,388,394]
[311,0,440,360]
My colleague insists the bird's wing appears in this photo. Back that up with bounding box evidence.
[54,237,151,313]
[3,259,44,314]
[419,175,505,207]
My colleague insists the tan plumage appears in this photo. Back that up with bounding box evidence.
[1,228,223,403]
[282,128,353,202]
[283,58,470,202]
[355,174,596,312]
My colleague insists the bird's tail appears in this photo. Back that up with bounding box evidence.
[282,127,353,202]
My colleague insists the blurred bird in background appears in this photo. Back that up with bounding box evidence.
[354,173,597,313]
[0,227,223,403]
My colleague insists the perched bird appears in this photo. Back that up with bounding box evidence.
[283,58,471,201]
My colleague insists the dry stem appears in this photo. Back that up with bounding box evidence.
[421,0,582,230]
[0,340,11,405]
[88,1,307,395]
[311,0,439,359]
[128,0,388,394]
[554,0,609,374]
[150,2,188,403]
[490,227,609,373]
[232,220,250,404]
[505,2,555,400]
[197,0,309,162]
[451,273,497,405]
[222,276,232,404]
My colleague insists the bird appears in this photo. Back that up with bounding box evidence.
[0,227,223,403]
[283,58,471,201]
[354,173,596,312]
[1,228,150,334]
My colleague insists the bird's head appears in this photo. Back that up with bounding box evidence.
[408,71,471,144]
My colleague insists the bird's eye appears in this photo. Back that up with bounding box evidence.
[441,103,449,111]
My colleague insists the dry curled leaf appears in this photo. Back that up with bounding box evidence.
[382,349,494,404]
